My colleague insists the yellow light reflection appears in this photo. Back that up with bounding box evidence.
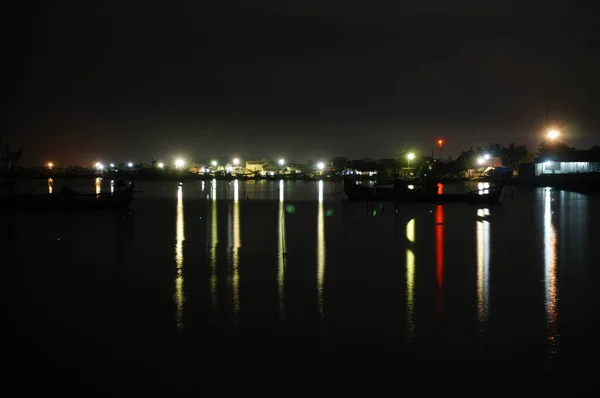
[175,185,185,333]
[406,218,416,341]
[544,188,559,356]
[232,179,241,322]
[47,178,53,194]
[476,208,490,333]
[317,180,326,326]
[210,179,218,315]
[278,179,286,322]
[95,177,101,194]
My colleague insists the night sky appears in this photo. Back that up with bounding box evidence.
[8,0,600,166]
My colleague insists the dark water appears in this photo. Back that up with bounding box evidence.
[3,180,600,393]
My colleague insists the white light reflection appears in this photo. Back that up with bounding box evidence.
[232,179,241,322]
[210,179,218,315]
[317,180,326,326]
[476,208,490,335]
[175,185,185,333]
[406,218,415,340]
[110,180,114,193]
[278,179,286,322]
[544,188,559,356]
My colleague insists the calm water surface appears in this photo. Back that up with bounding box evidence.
[3,179,600,393]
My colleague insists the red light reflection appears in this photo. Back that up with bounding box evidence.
[437,183,444,195]
[435,205,444,288]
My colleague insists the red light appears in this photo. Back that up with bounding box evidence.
[437,139,444,147]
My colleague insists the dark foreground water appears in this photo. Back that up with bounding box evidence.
[3,180,600,393]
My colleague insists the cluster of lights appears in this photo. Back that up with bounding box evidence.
[477,154,491,165]
[88,157,323,171]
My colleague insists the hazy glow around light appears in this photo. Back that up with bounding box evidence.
[477,157,484,165]
[279,158,285,166]
[95,162,104,170]
[483,154,491,160]
[127,162,134,168]
[547,129,560,140]
[110,163,115,168]
[157,162,165,168]
[233,158,240,166]
[317,162,325,170]
[46,162,54,169]
[211,160,218,167]
[175,158,185,168]
[407,152,416,160]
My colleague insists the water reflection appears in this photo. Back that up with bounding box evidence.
[175,185,185,333]
[317,180,326,326]
[210,179,218,315]
[435,205,444,327]
[47,178,53,194]
[95,177,101,194]
[405,218,416,341]
[230,180,241,322]
[278,180,286,323]
[110,180,114,193]
[476,208,490,333]
[543,188,559,356]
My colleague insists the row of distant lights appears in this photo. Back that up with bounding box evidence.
[93,158,326,171]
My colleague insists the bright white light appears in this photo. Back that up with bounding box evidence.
[175,158,185,169]
[547,129,560,140]
[95,162,104,170]
[278,158,285,166]
[226,165,232,172]
[157,162,165,168]
[317,162,325,170]
[109,163,115,168]
[200,167,206,173]
[545,160,553,166]
[483,154,491,160]
[232,158,240,166]
[408,185,415,190]
[211,160,218,167]
[127,162,134,168]
[407,153,416,160]
[477,157,484,165]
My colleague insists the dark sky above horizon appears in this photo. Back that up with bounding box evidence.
[7,0,600,165]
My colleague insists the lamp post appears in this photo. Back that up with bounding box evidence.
[406,152,415,170]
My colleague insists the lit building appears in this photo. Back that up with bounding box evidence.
[245,161,265,173]
[535,150,600,176]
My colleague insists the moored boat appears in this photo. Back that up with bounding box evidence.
[0,180,135,211]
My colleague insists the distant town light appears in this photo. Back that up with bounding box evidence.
[406,153,416,160]
[317,162,325,170]
[157,162,165,169]
[127,162,134,168]
[211,160,218,167]
[483,154,491,160]
[278,158,285,166]
[109,163,115,168]
[46,162,54,169]
[437,139,444,147]
[547,129,560,140]
[95,162,104,171]
[232,158,240,166]
[175,158,185,169]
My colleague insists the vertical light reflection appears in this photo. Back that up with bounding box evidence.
[544,188,559,356]
[110,180,114,193]
[317,180,326,326]
[47,178,53,194]
[278,179,286,323]
[95,177,101,194]
[232,179,241,322]
[435,205,444,328]
[175,185,185,333]
[210,179,218,315]
[476,208,490,333]
[405,218,416,340]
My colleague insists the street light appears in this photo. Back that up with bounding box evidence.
[46,162,54,169]
[317,162,325,170]
[278,158,285,166]
[547,129,560,141]
[477,157,485,165]
[157,162,165,169]
[127,162,134,168]
[211,160,218,167]
[175,158,185,169]
[483,154,490,160]
[95,162,104,171]
[406,152,415,169]
[232,158,240,166]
